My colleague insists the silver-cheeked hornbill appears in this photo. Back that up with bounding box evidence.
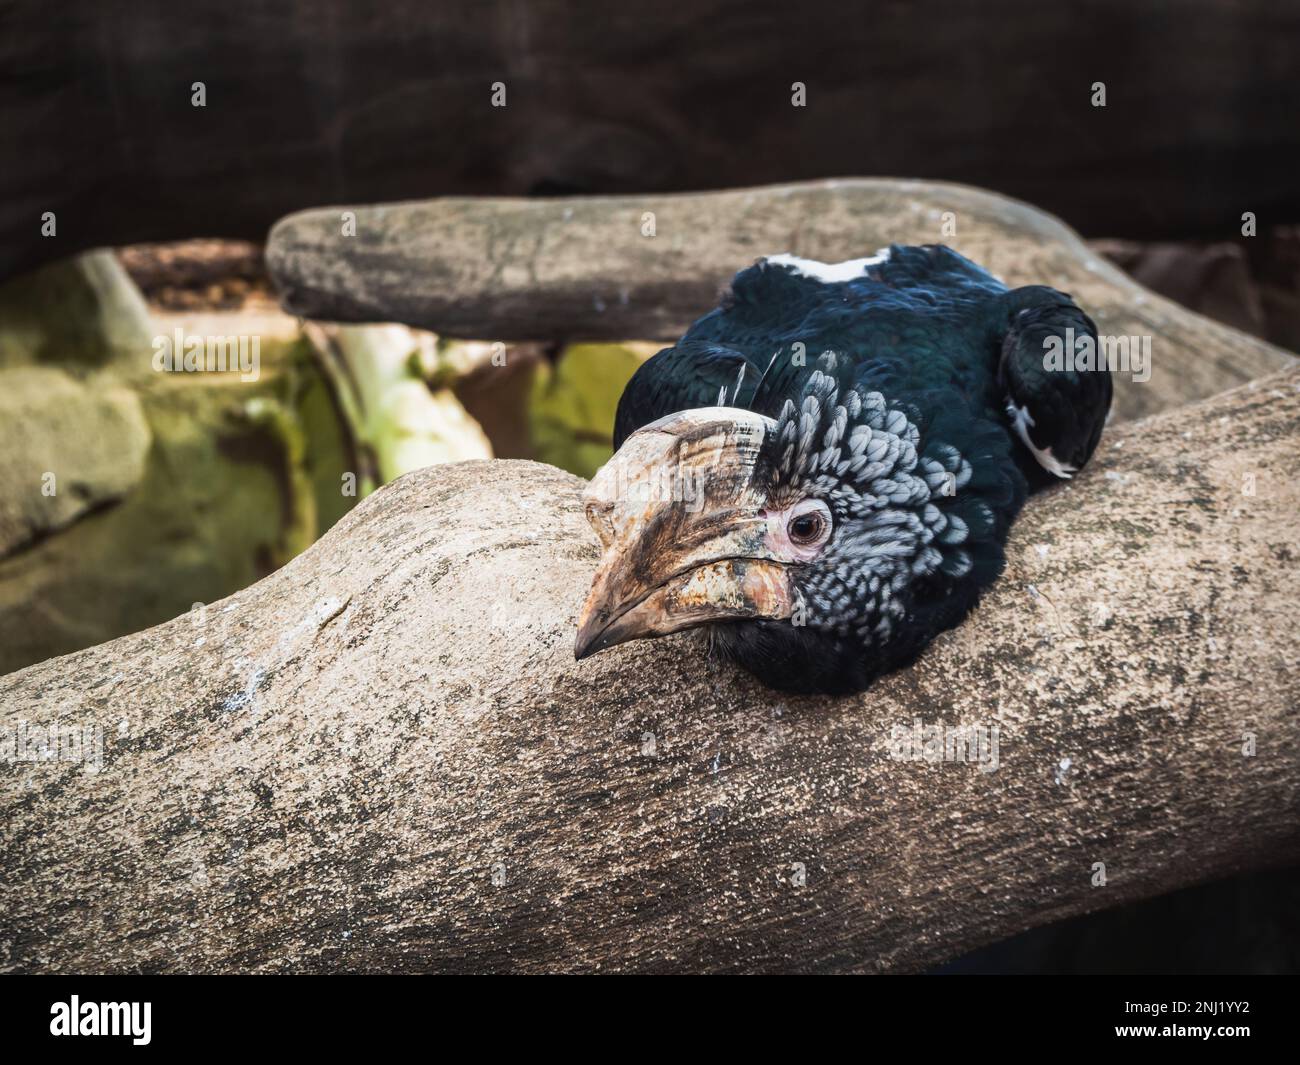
[575,245,1112,694]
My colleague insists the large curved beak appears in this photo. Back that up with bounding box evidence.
[574,407,794,660]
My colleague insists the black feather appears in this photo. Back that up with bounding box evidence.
[613,246,1112,693]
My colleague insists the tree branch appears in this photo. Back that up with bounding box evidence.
[265,180,1295,424]
[3,367,1298,973]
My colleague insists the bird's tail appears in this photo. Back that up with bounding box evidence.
[997,286,1112,486]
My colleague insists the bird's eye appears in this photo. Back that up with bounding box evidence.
[787,505,830,546]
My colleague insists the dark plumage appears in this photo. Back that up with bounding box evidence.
[584,245,1112,694]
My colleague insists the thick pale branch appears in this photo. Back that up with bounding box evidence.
[2,368,1298,974]
[265,180,1295,423]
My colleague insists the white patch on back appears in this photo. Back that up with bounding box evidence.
[1005,400,1077,479]
[765,249,891,283]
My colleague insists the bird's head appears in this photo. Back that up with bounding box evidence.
[575,370,1007,693]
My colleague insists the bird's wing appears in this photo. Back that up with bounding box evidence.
[614,256,858,446]
[612,341,767,448]
[996,286,1113,482]
[869,244,1007,296]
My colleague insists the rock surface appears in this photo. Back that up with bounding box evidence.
[2,367,1297,973]
[0,367,151,556]
[0,252,154,368]
[0,252,360,673]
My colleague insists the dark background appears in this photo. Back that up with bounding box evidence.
[3,0,1299,280]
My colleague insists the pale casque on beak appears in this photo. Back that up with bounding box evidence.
[574,407,796,660]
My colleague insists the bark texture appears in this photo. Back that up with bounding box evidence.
[2,368,1298,974]
[266,180,1295,424]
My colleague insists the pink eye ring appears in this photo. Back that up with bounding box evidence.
[766,498,833,560]
[788,508,828,545]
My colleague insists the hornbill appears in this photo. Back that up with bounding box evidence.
[575,245,1112,694]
